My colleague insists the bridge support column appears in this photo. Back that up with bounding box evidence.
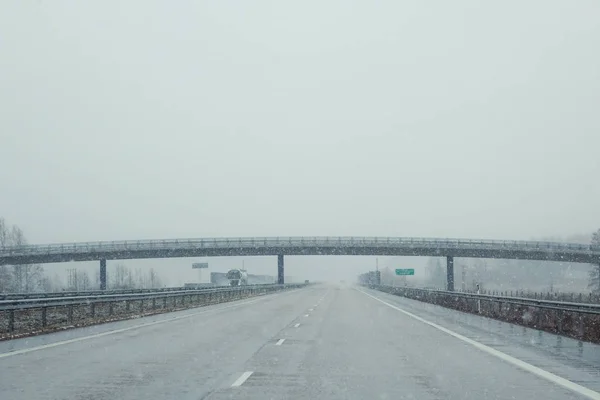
[446,256,454,291]
[100,259,107,290]
[277,254,284,284]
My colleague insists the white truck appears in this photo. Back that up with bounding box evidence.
[226,269,248,286]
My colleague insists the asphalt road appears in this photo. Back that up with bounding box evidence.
[1,284,599,399]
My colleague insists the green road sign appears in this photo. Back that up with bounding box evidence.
[395,269,414,276]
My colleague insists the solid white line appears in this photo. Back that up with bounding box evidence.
[0,289,301,360]
[356,288,600,400]
[275,339,285,346]
[294,323,300,328]
[231,371,253,387]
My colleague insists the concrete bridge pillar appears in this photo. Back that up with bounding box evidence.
[100,259,107,290]
[446,256,454,291]
[277,254,284,284]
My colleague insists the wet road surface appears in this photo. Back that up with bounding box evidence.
[1,284,599,399]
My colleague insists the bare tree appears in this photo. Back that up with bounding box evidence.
[0,266,12,292]
[126,267,134,288]
[94,270,101,289]
[0,217,45,293]
[0,218,8,246]
[589,229,600,293]
[148,268,158,288]
[77,271,91,291]
[0,219,14,292]
[111,263,129,289]
[134,268,144,289]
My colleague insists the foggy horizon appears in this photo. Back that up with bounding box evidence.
[1,1,599,286]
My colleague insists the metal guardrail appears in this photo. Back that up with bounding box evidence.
[0,283,307,335]
[0,284,301,311]
[0,285,228,301]
[2,236,599,264]
[372,286,600,315]
[367,284,600,343]
[459,289,600,305]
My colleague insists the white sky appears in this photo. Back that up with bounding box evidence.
[1,1,599,283]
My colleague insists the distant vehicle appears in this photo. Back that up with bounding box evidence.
[305,280,309,284]
[226,269,248,286]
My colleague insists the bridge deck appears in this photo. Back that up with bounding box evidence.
[1,237,599,265]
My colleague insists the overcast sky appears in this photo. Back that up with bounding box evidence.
[1,1,599,283]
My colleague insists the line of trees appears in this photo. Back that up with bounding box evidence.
[15,264,165,292]
[109,263,164,290]
[1,217,166,293]
[423,228,600,293]
[0,218,46,293]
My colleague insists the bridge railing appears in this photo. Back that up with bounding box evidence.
[1,236,599,257]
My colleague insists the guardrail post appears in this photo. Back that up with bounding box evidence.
[41,307,47,327]
[163,297,167,309]
[446,256,454,291]
[140,299,144,313]
[68,305,73,324]
[126,300,130,312]
[8,310,15,332]
[152,298,156,310]
[100,259,107,290]
[109,303,114,316]
[90,303,95,318]
[578,314,585,339]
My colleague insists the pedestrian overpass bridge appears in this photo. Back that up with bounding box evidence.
[1,236,599,291]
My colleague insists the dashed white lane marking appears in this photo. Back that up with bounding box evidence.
[231,371,253,387]
[0,289,302,360]
[304,314,309,317]
[356,288,600,400]
[275,339,285,346]
[294,323,300,328]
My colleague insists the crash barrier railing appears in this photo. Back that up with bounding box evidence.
[0,283,306,336]
[0,285,246,301]
[365,285,600,343]
[458,288,600,305]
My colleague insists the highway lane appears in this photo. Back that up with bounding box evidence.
[0,286,322,400]
[359,286,600,394]
[1,284,599,399]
